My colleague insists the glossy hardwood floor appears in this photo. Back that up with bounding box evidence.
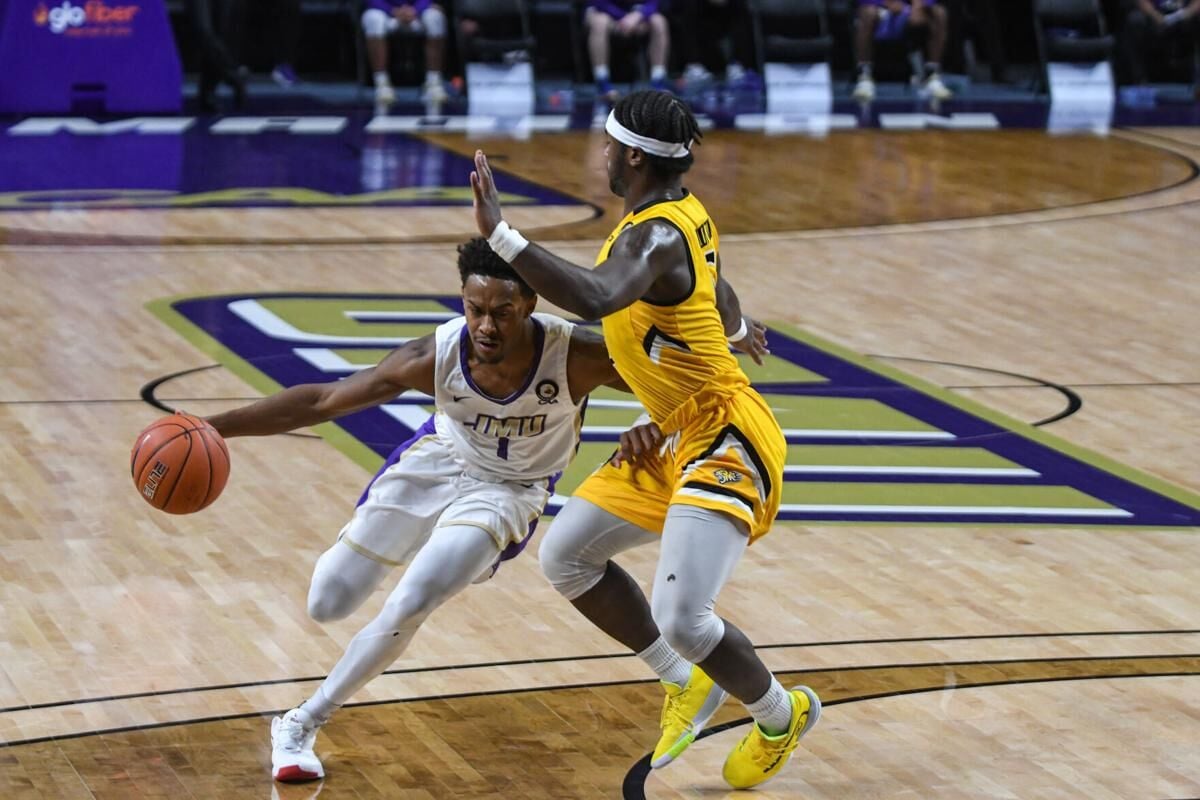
[0,126,1197,799]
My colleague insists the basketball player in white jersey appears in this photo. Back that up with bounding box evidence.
[206,238,627,782]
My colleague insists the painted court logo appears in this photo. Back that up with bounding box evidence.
[152,293,1200,527]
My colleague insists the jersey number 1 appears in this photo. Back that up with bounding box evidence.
[497,437,510,460]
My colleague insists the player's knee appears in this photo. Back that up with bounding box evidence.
[361,8,389,38]
[380,581,448,628]
[857,5,879,25]
[648,13,667,34]
[307,579,358,623]
[422,6,446,38]
[538,527,605,600]
[652,602,723,664]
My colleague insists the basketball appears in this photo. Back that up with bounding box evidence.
[130,412,230,514]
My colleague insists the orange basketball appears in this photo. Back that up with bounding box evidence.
[130,412,230,514]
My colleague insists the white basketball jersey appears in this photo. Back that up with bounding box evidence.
[433,313,585,483]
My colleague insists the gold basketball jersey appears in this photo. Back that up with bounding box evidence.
[596,191,749,433]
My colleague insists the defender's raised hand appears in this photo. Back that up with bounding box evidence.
[470,150,504,238]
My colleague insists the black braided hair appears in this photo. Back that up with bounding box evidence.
[612,90,703,177]
[457,237,534,298]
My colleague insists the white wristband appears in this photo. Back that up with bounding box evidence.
[487,220,529,263]
[727,317,748,343]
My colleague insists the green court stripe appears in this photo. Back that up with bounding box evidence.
[778,482,1115,509]
[762,395,942,432]
[770,322,1200,511]
[146,296,383,473]
[259,299,442,339]
[785,445,1022,469]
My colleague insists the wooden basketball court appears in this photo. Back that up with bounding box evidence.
[1,124,1198,799]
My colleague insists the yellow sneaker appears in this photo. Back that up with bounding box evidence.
[722,686,821,789]
[651,665,728,768]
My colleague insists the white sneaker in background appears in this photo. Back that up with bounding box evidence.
[853,76,876,102]
[374,83,395,106]
[924,73,953,100]
[422,80,448,104]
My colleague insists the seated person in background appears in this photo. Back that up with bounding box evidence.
[185,0,247,111]
[853,0,951,102]
[674,0,754,88]
[362,0,449,105]
[1122,0,1200,86]
[586,0,671,102]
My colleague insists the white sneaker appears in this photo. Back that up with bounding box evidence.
[853,76,876,102]
[271,708,324,782]
[422,80,448,104]
[374,83,395,106]
[683,63,713,87]
[725,62,747,85]
[923,73,952,100]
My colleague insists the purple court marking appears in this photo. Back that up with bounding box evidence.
[0,121,580,209]
[167,293,1200,527]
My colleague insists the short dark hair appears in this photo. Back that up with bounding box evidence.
[457,237,535,298]
[613,90,703,177]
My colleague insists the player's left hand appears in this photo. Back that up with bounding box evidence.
[730,317,770,365]
[471,150,505,238]
[611,420,663,469]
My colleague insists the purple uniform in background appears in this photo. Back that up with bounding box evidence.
[858,0,939,41]
[589,0,661,19]
[367,0,433,13]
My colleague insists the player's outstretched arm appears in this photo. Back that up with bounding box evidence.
[566,326,632,403]
[207,334,436,438]
[471,150,680,320]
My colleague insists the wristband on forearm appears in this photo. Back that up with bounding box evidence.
[487,220,529,263]
[727,317,748,343]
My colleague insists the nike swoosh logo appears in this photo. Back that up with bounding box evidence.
[452,395,468,402]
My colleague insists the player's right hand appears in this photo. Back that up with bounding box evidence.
[611,420,663,469]
[730,317,770,365]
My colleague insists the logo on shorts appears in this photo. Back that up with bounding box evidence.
[714,468,742,485]
[535,379,559,405]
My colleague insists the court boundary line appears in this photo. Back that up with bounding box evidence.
[3,629,1199,715]
[2,654,1198,752]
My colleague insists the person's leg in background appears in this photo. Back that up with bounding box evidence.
[646,11,672,90]
[854,2,882,100]
[186,0,247,110]
[913,1,952,98]
[362,7,398,105]
[270,0,303,87]
[419,4,449,102]
[677,0,714,87]
[586,7,619,102]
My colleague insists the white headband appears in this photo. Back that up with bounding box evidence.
[605,111,691,159]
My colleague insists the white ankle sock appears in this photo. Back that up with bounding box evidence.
[650,65,666,82]
[373,71,390,87]
[636,637,693,687]
[299,687,338,725]
[425,70,442,85]
[594,65,610,82]
[746,678,793,736]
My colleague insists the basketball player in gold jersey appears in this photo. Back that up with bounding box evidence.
[470,90,819,789]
